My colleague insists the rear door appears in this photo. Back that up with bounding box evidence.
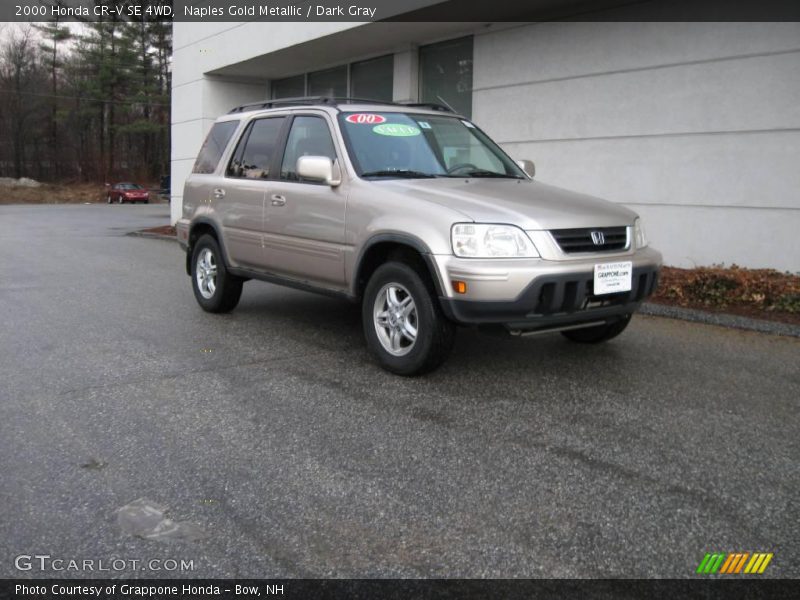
[261,113,348,287]
[217,116,287,269]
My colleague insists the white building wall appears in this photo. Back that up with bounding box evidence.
[473,22,800,271]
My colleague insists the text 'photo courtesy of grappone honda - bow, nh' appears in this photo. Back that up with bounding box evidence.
[177,97,662,375]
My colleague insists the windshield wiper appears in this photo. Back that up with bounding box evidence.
[446,170,523,179]
[361,169,439,179]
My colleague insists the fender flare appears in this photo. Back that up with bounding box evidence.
[185,218,227,275]
[353,233,445,297]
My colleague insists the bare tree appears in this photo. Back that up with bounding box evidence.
[0,27,47,179]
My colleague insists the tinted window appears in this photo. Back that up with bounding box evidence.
[280,117,337,182]
[307,66,347,97]
[272,74,305,99]
[350,55,393,102]
[227,118,284,179]
[192,121,239,174]
[419,36,473,118]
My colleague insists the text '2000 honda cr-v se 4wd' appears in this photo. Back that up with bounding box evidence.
[176,97,661,375]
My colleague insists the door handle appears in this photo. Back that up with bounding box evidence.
[271,194,286,207]
[212,188,225,200]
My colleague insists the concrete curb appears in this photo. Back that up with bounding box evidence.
[127,231,177,242]
[128,229,800,338]
[640,302,800,338]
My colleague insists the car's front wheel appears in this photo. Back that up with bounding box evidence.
[561,314,632,343]
[190,234,243,313]
[117,196,123,204]
[363,261,455,376]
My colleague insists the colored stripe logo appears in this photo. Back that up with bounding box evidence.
[696,552,773,574]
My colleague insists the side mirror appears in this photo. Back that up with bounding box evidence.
[516,159,535,179]
[296,156,342,187]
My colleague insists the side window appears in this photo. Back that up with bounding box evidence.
[192,121,239,174]
[280,116,337,182]
[227,117,284,179]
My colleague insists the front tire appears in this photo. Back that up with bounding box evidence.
[190,234,243,313]
[561,314,632,343]
[363,261,455,376]
[106,194,112,204]
[117,196,123,204]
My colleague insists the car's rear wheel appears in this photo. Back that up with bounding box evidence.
[190,234,243,313]
[106,194,112,204]
[117,196,123,204]
[561,314,632,343]
[363,261,455,376]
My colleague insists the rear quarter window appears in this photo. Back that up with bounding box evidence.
[192,121,239,174]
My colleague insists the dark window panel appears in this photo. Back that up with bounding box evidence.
[350,55,394,102]
[419,36,474,118]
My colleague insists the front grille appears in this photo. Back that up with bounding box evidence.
[550,226,628,254]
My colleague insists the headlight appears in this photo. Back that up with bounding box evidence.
[451,223,539,258]
[633,217,648,249]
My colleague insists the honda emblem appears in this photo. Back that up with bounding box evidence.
[590,231,605,245]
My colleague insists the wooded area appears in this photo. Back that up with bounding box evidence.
[0,18,171,183]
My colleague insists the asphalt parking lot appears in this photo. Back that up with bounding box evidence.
[0,204,798,578]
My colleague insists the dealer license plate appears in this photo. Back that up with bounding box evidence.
[593,261,633,295]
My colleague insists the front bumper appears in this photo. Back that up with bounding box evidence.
[434,247,661,330]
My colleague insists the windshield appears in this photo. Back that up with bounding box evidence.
[119,183,143,189]
[338,112,526,180]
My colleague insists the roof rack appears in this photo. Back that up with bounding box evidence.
[228,96,394,114]
[399,102,454,113]
[228,96,456,114]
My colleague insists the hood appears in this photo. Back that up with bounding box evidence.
[374,178,637,230]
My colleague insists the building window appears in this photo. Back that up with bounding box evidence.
[350,55,393,102]
[419,36,473,118]
[272,75,305,99]
[308,65,347,97]
[271,56,394,101]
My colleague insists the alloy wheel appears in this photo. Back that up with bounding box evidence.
[373,283,418,356]
[195,248,217,299]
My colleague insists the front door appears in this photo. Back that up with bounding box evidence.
[262,114,347,288]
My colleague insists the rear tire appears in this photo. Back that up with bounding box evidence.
[190,234,243,313]
[363,261,455,376]
[117,196,123,204]
[106,194,112,204]
[561,314,632,343]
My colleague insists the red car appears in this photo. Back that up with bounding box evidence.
[107,182,150,204]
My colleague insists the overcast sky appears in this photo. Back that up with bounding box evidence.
[0,20,87,43]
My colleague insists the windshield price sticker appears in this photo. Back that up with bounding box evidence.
[345,113,386,124]
[372,124,421,137]
[417,121,432,129]
[594,261,633,295]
